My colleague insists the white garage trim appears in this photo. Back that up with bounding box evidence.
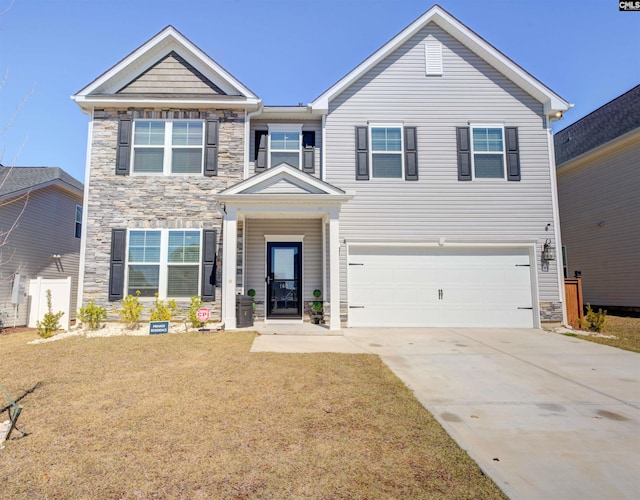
[347,242,540,328]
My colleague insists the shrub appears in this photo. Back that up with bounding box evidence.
[149,293,178,321]
[37,289,64,338]
[578,304,607,333]
[78,299,107,331]
[187,295,205,328]
[119,290,143,330]
[312,289,323,313]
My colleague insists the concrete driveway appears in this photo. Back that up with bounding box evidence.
[342,328,640,499]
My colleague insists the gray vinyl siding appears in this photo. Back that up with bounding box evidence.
[557,136,640,307]
[249,120,323,177]
[244,218,323,317]
[323,23,560,306]
[0,186,82,326]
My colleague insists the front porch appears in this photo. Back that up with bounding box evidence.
[213,164,352,331]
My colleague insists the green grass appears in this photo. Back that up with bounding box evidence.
[0,330,505,499]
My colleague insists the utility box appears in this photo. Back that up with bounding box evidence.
[236,295,254,328]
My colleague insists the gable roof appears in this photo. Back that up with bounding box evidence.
[72,26,260,112]
[554,84,640,166]
[0,166,84,201]
[310,5,570,117]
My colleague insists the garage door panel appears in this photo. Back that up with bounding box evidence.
[348,246,534,328]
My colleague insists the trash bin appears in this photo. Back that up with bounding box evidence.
[236,294,254,328]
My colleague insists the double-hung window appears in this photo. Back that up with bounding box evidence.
[268,124,303,168]
[470,125,505,179]
[127,229,201,298]
[74,205,82,238]
[370,126,403,178]
[132,120,204,175]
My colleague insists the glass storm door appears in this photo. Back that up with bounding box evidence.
[266,242,302,318]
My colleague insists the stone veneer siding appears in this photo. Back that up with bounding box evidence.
[82,108,245,321]
[540,301,563,323]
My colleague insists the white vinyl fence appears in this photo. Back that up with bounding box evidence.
[28,277,72,331]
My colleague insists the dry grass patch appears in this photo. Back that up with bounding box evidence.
[575,314,640,353]
[0,330,504,499]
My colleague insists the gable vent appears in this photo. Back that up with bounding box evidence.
[424,39,443,76]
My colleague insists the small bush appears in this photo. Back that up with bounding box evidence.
[187,295,205,328]
[78,299,107,331]
[37,289,64,338]
[149,293,178,321]
[578,304,607,333]
[119,290,143,330]
[312,289,323,313]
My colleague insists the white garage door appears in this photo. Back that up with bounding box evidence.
[347,246,535,328]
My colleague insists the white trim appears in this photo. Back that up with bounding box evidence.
[124,228,203,300]
[310,6,570,116]
[131,119,204,176]
[546,116,567,326]
[76,115,93,315]
[267,124,304,169]
[369,124,405,180]
[73,26,258,102]
[264,235,305,242]
[469,124,507,181]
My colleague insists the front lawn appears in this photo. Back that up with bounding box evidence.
[0,330,504,499]
[574,314,640,353]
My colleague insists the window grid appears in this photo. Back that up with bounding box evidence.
[126,230,201,299]
[132,120,204,175]
[470,126,506,180]
[269,131,301,168]
[370,126,404,179]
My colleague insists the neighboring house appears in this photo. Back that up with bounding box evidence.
[72,5,570,330]
[0,166,84,326]
[555,85,640,311]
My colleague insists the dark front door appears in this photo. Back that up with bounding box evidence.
[266,242,302,318]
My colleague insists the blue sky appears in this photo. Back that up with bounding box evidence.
[1,0,638,183]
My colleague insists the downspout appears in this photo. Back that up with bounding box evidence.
[546,113,568,327]
[244,102,264,179]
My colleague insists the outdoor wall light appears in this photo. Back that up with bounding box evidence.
[542,239,556,261]
[51,254,61,260]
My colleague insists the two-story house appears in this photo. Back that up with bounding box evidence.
[73,6,570,330]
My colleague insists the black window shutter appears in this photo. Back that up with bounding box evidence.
[300,131,315,174]
[355,126,369,180]
[116,118,132,175]
[404,126,418,181]
[505,127,521,181]
[109,228,126,301]
[456,127,472,181]
[201,229,217,301]
[204,119,219,176]
[255,131,268,172]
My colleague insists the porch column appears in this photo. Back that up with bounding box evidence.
[329,208,341,331]
[222,206,238,329]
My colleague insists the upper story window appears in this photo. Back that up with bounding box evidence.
[270,130,301,168]
[132,120,204,175]
[127,229,201,298]
[75,205,82,238]
[371,126,403,178]
[355,124,418,181]
[471,126,505,179]
[456,125,520,182]
[255,125,316,174]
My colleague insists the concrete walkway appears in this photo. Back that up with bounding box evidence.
[251,327,640,499]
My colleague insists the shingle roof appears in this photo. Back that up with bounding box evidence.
[0,166,84,199]
[554,84,640,166]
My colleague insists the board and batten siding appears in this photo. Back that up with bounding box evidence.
[249,120,323,177]
[244,218,323,317]
[322,23,560,314]
[557,134,640,307]
[0,186,82,326]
